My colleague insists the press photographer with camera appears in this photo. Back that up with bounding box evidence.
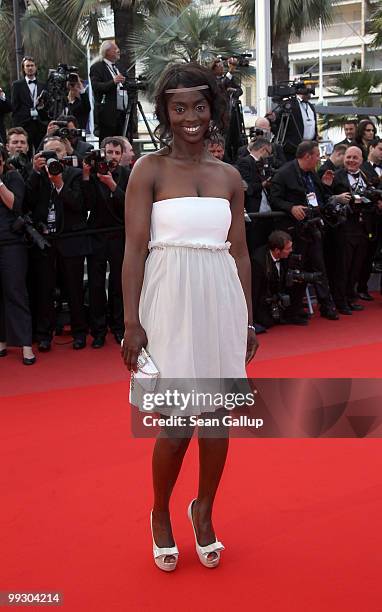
[329,145,382,313]
[11,56,47,153]
[6,127,32,181]
[273,82,318,161]
[64,74,91,131]
[50,115,93,160]
[318,143,347,178]
[82,137,129,348]
[90,41,128,144]
[270,140,340,322]
[0,144,35,365]
[237,137,274,253]
[27,136,90,351]
[252,230,306,328]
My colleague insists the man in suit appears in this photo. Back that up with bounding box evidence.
[252,231,293,328]
[27,136,90,351]
[55,115,93,159]
[11,56,47,152]
[236,117,287,168]
[328,146,382,314]
[275,84,318,161]
[270,140,340,321]
[335,119,358,147]
[83,137,129,348]
[0,87,12,144]
[90,41,128,145]
[318,143,347,178]
[237,137,274,254]
[357,137,382,299]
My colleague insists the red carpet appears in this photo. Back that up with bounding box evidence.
[1,297,382,611]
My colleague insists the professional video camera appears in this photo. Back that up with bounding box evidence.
[265,292,291,322]
[285,254,322,287]
[268,78,317,103]
[83,149,114,175]
[11,215,50,250]
[39,151,80,175]
[219,53,253,68]
[41,63,79,119]
[120,75,147,93]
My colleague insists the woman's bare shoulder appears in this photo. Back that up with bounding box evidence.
[129,150,168,178]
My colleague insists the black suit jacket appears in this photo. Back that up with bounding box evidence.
[275,97,318,159]
[317,158,336,178]
[237,155,264,213]
[84,165,130,230]
[335,138,354,147]
[0,96,12,143]
[251,245,288,326]
[330,168,370,236]
[26,167,91,257]
[270,160,327,232]
[11,78,46,127]
[66,91,91,130]
[90,61,121,131]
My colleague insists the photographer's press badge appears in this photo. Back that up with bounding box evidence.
[307,192,319,207]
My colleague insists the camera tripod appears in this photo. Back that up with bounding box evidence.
[274,103,303,147]
[122,89,158,150]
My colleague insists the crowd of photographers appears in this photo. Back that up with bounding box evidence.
[1,49,382,363]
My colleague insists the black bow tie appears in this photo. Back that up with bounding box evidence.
[28,80,37,85]
[349,172,360,179]
[372,163,381,169]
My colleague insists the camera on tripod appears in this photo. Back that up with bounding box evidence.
[120,75,147,93]
[268,78,317,103]
[41,64,79,119]
[11,215,50,250]
[286,253,322,286]
[39,151,79,175]
[83,149,114,175]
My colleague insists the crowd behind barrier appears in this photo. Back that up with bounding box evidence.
[1,52,382,364]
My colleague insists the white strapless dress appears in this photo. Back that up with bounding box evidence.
[132,197,248,415]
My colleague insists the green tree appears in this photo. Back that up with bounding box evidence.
[131,6,254,95]
[369,0,382,48]
[319,69,382,130]
[232,0,333,83]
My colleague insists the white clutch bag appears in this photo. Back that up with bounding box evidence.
[121,340,160,393]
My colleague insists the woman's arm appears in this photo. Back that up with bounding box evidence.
[227,166,258,364]
[121,155,156,371]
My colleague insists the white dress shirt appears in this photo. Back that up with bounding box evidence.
[25,76,38,106]
[270,251,281,276]
[103,58,128,111]
[250,153,272,213]
[297,96,316,140]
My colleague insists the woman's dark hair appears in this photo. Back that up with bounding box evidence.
[154,62,227,146]
[0,143,8,163]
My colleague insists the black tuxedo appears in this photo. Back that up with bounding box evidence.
[251,245,289,327]
[275,97,317,160]
[11,78,48,151]
[65,91,91,130]
[0,96,12,143]
[84,165,130,338]
[90,61,125,142]
[26,167,90,341]
[270,160,334,311]
[330,168,370,307]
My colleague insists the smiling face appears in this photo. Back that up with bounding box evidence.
[344,146,363,173]
[167,88,211,144]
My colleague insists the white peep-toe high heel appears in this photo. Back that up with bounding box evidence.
[150,511,179,572]
[187,499,225,568]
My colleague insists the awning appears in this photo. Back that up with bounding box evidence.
[290,47,361,61]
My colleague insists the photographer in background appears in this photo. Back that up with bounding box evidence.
[64,74,91,131]
[206,134,225,160]
[90,41,128,144]
[11,56,47,152]
[27,136,90,351]
[318,143,347,178]
[0,144,35,365]
[270,140,339,322]
[54,115,93,159]
[82,137,129,348]
[274,83,318,161]
[115,136,135,168]
[251,231,293,329]
[329,145,382,313]
[236,117,287,168]
[0,87,12,144]
[6,128,32,182]
[237,137,274,253]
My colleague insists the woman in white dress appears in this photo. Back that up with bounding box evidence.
[121,63,258,571]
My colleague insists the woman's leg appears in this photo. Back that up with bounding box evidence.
[193,415,230,560]
[151,418,195,559]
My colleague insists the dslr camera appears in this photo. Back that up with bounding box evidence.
[51,120,82,141]
[39,151,79,175]
[255,156,277,181]
[286,254,322,286]
[265,293,291,322]
[83,150,114,175]
[11,215,50,250]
